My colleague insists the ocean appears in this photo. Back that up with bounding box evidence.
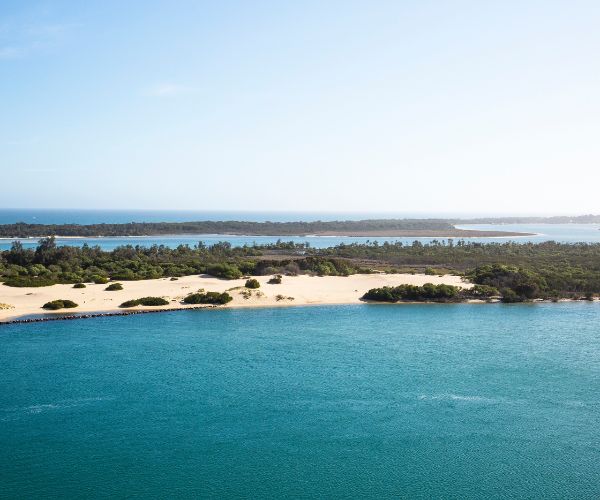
[0,209,472,225]
[1,303,599,498]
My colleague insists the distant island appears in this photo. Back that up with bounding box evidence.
[0,219,535,238]
[2,214,599,239]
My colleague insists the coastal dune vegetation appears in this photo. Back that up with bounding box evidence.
[362,284,498,303]
[245,278,260,289]
[42,299,78,310]
[1,237,600,303]
[183,292,233,305]
[120,297,170,308]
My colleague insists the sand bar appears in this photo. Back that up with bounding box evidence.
[0,273,471,322]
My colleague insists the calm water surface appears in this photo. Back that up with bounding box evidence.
[2,224,600,251]
[1,304,599,498]
[2,209,600,249]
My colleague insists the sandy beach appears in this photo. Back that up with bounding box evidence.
[0,273,471,322]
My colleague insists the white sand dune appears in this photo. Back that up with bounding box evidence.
[0,273,471,322]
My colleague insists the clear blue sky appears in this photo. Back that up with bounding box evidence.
[1,1,599,214]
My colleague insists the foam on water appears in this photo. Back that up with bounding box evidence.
[1,397,114,420]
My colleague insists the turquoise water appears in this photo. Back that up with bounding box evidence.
[1,304,599,498]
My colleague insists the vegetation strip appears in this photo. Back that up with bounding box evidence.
[2,237,600,301]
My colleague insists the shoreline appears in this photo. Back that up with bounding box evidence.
[0,273,470,323]
[2,296,598,326]
[0,229,535,240]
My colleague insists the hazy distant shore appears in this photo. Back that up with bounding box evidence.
[0,219,536,239]
[307,229,534,237]
[0,229,534,239]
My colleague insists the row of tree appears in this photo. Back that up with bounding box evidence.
[2,237,600,300]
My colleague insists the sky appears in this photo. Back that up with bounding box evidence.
[1,0,599,214]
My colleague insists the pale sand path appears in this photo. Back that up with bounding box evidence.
[0,273,471,322]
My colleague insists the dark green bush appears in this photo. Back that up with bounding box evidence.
[73,283,86,289]
[91,275,109,284]
[268,275,282,284]
[500,288,524,303]
[470,264,546,301]
[42,299,78,310]
[469,284,499,297]
[3,276,59,287]
[362,283,460,303]
[110,269,136,280]
[119,296,169,308]
[245,278,260,289]
[183,291,233,305]
[105,283,123,291]
[138,296,169,306]
[205,263,243,280]
[119,299,139,308]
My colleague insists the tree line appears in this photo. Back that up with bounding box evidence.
[2,237,600,301]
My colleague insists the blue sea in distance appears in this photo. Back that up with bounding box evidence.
[0,208,472,225]
[1,209,600,249]
[1,303,599,498]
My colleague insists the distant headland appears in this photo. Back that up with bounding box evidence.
[2,214,598,239]
[0,218,542,239]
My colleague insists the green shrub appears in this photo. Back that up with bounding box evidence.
[3,276,59,287]
[119,299,139,308]
[245,278,260,289]
[119,296,170,308]
[362,284,460,303]
[205,263,242,280]
[238,261,257,275]
[500,288,524,303]
[105,283,123,291]
[267,275,282,284]
[91,275,109,284]
[42,299,78,310]
[183,291,233,305]
[138,296,169,306]
[469,264,546,301]
[469,284,499,298]
[110,269,136,280]
[73,283,86,289]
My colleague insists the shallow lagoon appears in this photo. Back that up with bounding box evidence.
[3,223,600,250]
